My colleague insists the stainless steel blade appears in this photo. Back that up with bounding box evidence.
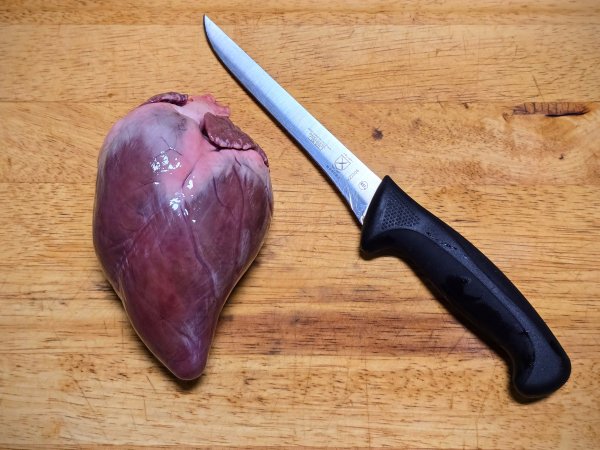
[204,16,381,224]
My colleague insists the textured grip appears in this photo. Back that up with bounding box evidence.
[360,176,570,398]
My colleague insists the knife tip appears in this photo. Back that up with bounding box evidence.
[204,15,219,39]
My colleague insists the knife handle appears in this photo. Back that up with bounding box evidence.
[360,176,570,398]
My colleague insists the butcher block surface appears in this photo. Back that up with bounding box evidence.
[1,1,599,449]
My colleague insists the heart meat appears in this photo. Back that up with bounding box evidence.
[93,93,273,379]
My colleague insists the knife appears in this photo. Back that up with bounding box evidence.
[203,16,570,398]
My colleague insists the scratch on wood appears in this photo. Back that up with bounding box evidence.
[446,331,465,359]
[301,353,313,403]
[146,374,157,393]
[513,102,590,116]
[437,96,447,112]
[363,360,372,447]
[532,75,544,100]
[74,378,96,417]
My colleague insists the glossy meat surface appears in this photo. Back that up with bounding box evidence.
[93,93,273,379]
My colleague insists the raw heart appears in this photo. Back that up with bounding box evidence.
[93,93,273,379]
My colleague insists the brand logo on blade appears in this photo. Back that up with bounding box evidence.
[334,154,351,171]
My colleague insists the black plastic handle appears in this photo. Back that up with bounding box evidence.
[360,176,570,398]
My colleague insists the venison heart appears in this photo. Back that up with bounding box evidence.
[93,93,273,379]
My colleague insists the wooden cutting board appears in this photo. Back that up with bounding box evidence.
[1,2,599,448]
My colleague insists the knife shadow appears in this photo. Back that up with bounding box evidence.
[360,249,543,404]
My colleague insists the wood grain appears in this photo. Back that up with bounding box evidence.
[0,1,599,448]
